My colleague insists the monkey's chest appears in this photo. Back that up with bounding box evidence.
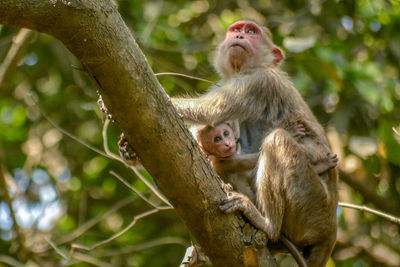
[239,119,272,153]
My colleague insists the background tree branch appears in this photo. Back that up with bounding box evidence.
[0,0,274,265]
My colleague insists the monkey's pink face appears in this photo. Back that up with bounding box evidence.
[222,21,263,59]
[203,124,237,158]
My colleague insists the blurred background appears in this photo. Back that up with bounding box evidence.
[0,0,400,266]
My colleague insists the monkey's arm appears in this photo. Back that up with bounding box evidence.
[213,153,259,175]
[171,69,278,125]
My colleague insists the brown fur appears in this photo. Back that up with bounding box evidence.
[172,21,338,266]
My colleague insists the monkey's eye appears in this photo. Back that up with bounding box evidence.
[246,28,256,34]
[214,136,222,143]
[232,28,241,32]
[223,130,230,137]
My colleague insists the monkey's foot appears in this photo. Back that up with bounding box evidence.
[118,133,140,165]
[219,191,252,214]
[313,153,338,175]
[325,153,338,169]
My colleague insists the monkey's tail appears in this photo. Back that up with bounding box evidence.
[279,235,308,267]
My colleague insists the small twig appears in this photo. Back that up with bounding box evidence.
[129,165,172,207]
[0,147,25,251]
[339,170,398,214]
[34,101,110,158]
[37,99,170,206]
[155,72,214,84]
[72,207,171,251]
[393,127,400,137]
[71,252,113,267]
[102,118,119,160]
[35,100,172,209]
[0,29,36,93]
[54,196,137,246]
[109,171,160,208]
[339,202,400,224]
[0,255,25,267]
[45,238,70,260]
[102,118,172,207]
[94,237,188,257]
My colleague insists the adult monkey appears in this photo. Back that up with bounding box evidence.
[172,21,338,267]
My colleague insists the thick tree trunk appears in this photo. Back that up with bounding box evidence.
[0,0,276,265]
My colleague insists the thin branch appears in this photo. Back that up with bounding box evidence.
[102,118,172,207]
[0,255,25,267]
[155,72,214,84]
[101,118,120,160]
[95,237,188,257]
[339,170,399,215]
[71,207,171,251]
[0,147,25,251]
[109,171,160,208]
[34,102,110,158]
[140,0,163,45]
[128,165,172,206]
[37,101,172,208]
[71,252,113,267]
[393,127,400,137]
[40,100,171,207]
[339,202,400,224]
[45,238,70,260]
[54,196,137,246]
[0,28,36,93]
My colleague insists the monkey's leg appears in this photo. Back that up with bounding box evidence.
[257,128,336,267]
[220,128,306,241]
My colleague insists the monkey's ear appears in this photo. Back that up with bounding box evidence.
[272,47,284,66]
[198,144,209,156]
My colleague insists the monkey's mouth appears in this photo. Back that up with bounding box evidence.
[228,40,248,52]
[229,44,246,51]
[224,146,236,155]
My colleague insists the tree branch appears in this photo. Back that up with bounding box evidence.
[0,28,36,94]
[0,0,272,265]
[339,170,399,215]
[339,202,400,224]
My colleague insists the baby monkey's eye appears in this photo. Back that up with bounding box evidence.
[223,130,230,137]
[214,136,222,143]
[233,28,241,32]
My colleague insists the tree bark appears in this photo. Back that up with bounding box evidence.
[0,0,275,265]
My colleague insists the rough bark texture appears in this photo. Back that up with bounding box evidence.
[0,0,275,266]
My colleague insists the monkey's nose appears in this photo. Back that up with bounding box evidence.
[236,33,244,39]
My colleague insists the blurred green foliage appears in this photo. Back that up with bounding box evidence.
[0,0,400,266]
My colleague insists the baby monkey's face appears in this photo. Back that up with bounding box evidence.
[200,123,237,158]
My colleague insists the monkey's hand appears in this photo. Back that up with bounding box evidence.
[220,191,275,239]
[118,133,141,166]
[287,120,306,140]
[220,191,254,215]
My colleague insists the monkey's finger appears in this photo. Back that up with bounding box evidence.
[220,195,236,204]
[220,196,240,206]
[219,202,240,213]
